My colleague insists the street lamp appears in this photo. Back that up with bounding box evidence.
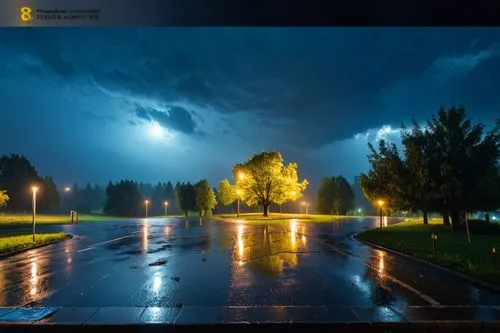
[302,201,309,214]
[64,187,71,192]
[377,200,384,229]
[164,201,168,216]
[145,200,149,218]
[236,189,242,218]
[358,208,362,216]
[31,186,38,242]
[238,172,245,181]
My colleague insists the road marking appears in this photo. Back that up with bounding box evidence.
[76,233,140,253]
[77,246,95,253]
[280,224,442,307]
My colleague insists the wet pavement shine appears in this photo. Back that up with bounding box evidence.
[0,217,500,319]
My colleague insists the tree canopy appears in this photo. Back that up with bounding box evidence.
[233,151,308,216]
[195,179,217,216]
[176,182,196,216]
[316,176,354,215]
[103,180,143,217]
[361,105,500,229]
[0,190,9,208]
[218,179,236,207]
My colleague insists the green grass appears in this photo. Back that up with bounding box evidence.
[0,232,68,254]
[216,212,372,224]
[0,213,121,225]
[356,218,500,286]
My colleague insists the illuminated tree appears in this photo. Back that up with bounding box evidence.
[233,151,308,217]
[218,179,236,208]
[0,190,9,208]
[195,179,217,216]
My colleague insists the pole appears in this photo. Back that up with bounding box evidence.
[145,203,148,218]
[379,207,382,229]
[306,204,309,214]
[32,190,37,242]
[164,205,167,216]
[465,214,471,245]
[237,197,240,218]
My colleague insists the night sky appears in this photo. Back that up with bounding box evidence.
[1,28,499,192]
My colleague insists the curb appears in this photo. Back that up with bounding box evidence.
[352,233,500,294]
[0,235,73,259]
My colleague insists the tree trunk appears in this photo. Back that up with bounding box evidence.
[184,210,188,217]
[263,203,270,217]
[422,210,428,225]
[442,212,450,226]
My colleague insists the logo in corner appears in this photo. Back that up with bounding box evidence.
[20,6,33,21]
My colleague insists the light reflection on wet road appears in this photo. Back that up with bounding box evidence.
[0,217,499,309]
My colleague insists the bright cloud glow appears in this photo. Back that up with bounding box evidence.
[149,122,164,139]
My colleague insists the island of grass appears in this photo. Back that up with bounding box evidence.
[216,212,372,224]
[356,218,500,287]
[0,232,69,255]
[0,213,121,226]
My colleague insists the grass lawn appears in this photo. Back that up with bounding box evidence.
[216,212,371,224]
[0,213,121,225]
[0,232,68,255]
[356,218,500,286]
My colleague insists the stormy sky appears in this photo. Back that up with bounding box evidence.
[0,28,499,193]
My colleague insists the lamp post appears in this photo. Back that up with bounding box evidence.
[32,186,38,242]
[302,201,309,214]
[164,201,168,215]
[358,208,362,216]
[377,200,384,229]
[145,200,149,218]
[236,189,242,218]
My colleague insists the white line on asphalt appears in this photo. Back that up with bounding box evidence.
[76,233,140,253]
[77,246,95,253]
[282,225,442,307]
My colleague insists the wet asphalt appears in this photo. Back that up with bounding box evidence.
[1,217,500,309]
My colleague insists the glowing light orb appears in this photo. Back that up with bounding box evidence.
[148,122,164,139]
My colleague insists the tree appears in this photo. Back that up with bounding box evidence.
[426,106,500,229]
[400,122,436,224]
[104,180,143,217]
[38,176,61,213]
[176,182,196,216]
[218,179,236,210]
[195,179,217,216]
[334,176,355,215]
[316,177,335,214]
[0,190,9,208]
[0,154,40,211]
[360,140,407,214]
[233,151,308,217]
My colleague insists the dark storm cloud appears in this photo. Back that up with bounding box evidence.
[2,28,500,148]
[133,106,198,135]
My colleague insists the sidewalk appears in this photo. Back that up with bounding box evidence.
[0,305,499,331]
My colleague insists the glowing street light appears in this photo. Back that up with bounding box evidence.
[236,189,242,218]
[358,208,362,216]
[64,187,71,192]
[238,172,245,181]
[164,201,169,216]
[144,200,150,218]
[377,200,385,229]
[302,201,309,214]
[31,186,38,242]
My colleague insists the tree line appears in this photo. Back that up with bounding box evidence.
[360,105,500,229]
[103,179,217,217]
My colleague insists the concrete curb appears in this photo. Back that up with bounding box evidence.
[352,233,500,294]
[0,235,73,259]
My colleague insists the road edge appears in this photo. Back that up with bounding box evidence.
[351,233,500,294]
[0,234,73,259]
